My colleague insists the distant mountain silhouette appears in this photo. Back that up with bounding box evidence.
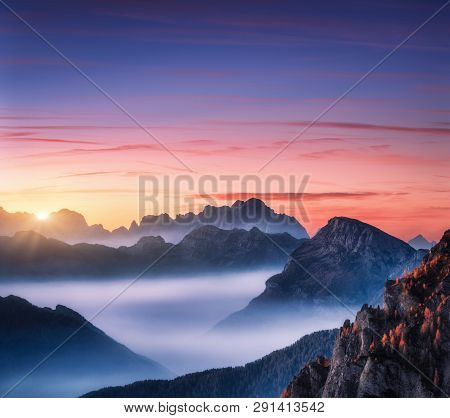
[0,199,308,247]
[83,329,337,398]
[0,295,171,397]
[408,234,436,250]
[0,226,305,279]
[283,230,450,398]
[216,217,425,329]
[154,225,305,272]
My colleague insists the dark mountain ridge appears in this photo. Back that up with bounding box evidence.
[0,295,171,397]
[83,329,337,398]
[0,226,305,279]
[283,230,450,398]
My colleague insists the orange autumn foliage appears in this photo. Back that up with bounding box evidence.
[341,327,351,337]
[435,329,441,344]
[421,321,429,334]
[394,324,403,337]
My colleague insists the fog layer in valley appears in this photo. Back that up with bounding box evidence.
[0,271,352,375]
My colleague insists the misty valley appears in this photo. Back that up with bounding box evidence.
[0,200,448,398]
[0,272,352,397]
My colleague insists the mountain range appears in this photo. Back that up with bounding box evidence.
[83,329,337,398]
[0,199,308,247]
[0,226,304,279]
[1,198,445,399]
[216,217,426,329]
[283,230,449,398]
[83,228,449,399]
[0,295,171,397]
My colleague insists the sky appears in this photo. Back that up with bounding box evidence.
[1,0,449,240]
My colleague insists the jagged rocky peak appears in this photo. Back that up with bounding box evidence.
[231,199,245,207]
[51,208,89,228]
[236,197,268,209]
[175,212,196,223]
[231,198,267,209]
[135,199,309,240]
[131,235,167,250]
[253,217,418,305]
[141,213,173,225]
[129,220,139,232]
[283,230,450,398]
[316,217,407,252]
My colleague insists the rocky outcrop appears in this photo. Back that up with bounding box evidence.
[282,357,330,398]
[283,230,450,398]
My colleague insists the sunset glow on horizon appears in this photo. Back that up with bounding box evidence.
[1,0,449,241]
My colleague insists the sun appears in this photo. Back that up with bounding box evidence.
[36,211,49,221]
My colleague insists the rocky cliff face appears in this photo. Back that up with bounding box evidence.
[283,230,450,398]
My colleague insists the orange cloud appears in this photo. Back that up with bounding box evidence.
[298,146,446,166]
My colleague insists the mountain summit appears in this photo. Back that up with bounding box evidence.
[408,234,436,250]
[251,217,423,304]
[216,217,425,329]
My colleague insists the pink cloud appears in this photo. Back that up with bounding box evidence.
[298,147,445,166]
[208,119,450,136]
[1,136,102,145]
